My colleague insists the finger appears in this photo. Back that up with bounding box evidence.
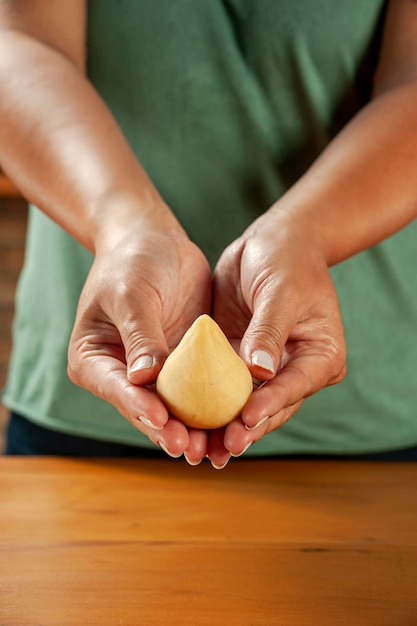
[152,418,192,458]
[206,428,231,470]
[212,242,251,341]
[74,282,170,388]
[224,417,258,457]
[67,346,172,431]
[239,290,295,381]
[224,417,268,457]
[184,428,209,466]
[118,290,170,386]
[242,346,346,429]
[225,402,304,456]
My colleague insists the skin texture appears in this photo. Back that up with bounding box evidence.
[0,0,417,468]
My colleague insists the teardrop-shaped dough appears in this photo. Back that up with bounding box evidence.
[156,315,253,429]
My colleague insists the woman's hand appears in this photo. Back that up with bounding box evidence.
[68,218,212,459]
[210,209,347,465]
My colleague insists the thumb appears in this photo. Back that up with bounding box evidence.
[240,300,291,381]
[122,306,169,386]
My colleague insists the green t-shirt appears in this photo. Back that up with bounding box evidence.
[4,0,417,454]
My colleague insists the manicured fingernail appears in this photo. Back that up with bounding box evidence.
[158,441,183,459]
[138,415,163,430]
[129,355,154,373]
[251,349,275,374]
[207,455,231,470]
[230,442,252,458]
[184,452,202,466]
[245,415,270,431]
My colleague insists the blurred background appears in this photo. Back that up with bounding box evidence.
[0,170,27,453]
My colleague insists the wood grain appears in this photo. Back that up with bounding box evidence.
[0,458,416,625]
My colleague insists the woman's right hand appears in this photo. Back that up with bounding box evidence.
[0,3,215,462]
[67,215,212,461]
[0,7,213,462]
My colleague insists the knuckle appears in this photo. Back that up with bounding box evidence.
[112,280,132,302]
[324,338,347,385]
[332,360,348,385]
[67,358,82,387]
[124,329,150,360]
[249,320,286,353]
[67,338,91,389]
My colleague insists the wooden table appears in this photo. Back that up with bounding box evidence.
[0,457,416,625]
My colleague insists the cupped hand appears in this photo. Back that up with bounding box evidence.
[67,217,212,459]
[210,208,347,464]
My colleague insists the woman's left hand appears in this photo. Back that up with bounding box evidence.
[207,207,347,468]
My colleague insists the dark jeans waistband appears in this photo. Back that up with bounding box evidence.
[5,412,417,460]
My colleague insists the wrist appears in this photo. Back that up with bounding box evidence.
[268,183,363,267]
[91,187,185,255]
[264,201,331,268]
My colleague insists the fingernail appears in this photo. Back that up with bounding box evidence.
[129,354,154,373]
[184,452,202,466]
[158,441,183,459]
[251,349,275,374]
[245,415,270,431]
[138,415,163,430]
[230,441,252,458]
[207,455,231,470]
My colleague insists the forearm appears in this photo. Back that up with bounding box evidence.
[272,82,417,266]
[0,30,180,252]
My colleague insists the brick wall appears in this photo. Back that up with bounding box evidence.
[0,196,28,452]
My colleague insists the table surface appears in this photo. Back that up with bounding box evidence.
[1,457,416,626]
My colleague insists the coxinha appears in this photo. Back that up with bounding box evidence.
[156,315,253,429]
